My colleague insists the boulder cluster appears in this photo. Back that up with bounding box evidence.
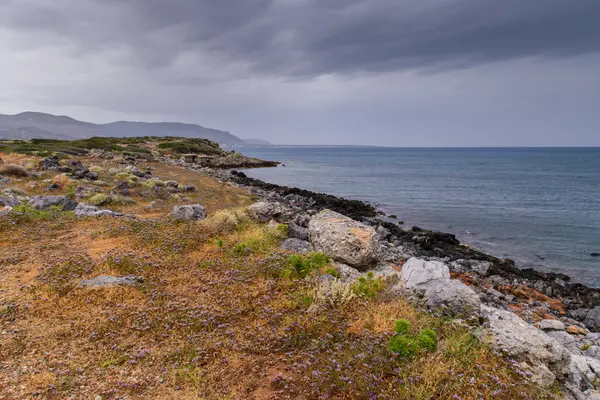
[245,200,600,399]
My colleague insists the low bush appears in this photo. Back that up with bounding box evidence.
[352,272,386,299]
[88,194,136,207]
[11,204,69,221]
[0,164,29,177]
[286,252,330,278]
[312,279,356,308]
[387,319,438,359]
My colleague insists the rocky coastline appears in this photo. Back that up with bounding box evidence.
[164,158,600,399]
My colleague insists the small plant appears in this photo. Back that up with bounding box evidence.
[324,266,341,278]
[352,272,385,299]
[286,252,330,278]
[0,164,29,177]
[388,319,438,359]
[11,204,68,221]
[312,279,356,308]
[216,238,224,248]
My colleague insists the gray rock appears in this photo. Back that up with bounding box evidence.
[281,238,311,253]
[86,171,99,181]
[546,331,583,354]
[471,261,496,277]
[0,195,18,207]
[583,307,600,331]
[539,319,567,331]
[370,263,400,280]
[401,258,450,290]
[29,195,77,211]
[481,305,571,388]
[165,180,179,188]
[288,223,309,240]
[566,356,600,400]
[585,346,600,360]
[75,203,132,218]
[78,275,143,288]
[334,263,361,283]
[39,156,61,170]
[308,209,379,270]
[180,184,196,193]
[248,201,286,223]
[425,280,481,318]
[171,204,206,221]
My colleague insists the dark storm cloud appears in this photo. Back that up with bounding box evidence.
[1,0,599,78]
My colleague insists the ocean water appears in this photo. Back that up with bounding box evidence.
[238,147,600,287]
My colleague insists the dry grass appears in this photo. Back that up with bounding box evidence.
[0,164,29,177]
[0,154,558,400]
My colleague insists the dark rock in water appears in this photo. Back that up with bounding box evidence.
[229,171,377,220]
[389,214,397,219]
[591,253,600,257]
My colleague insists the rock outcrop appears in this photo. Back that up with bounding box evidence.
[29,195,77,211]
[75,203,133,218]
[171,204,206,221]
[481,305,571,387]
[308,209,379,270]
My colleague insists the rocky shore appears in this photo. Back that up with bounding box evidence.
[165,158,600,399]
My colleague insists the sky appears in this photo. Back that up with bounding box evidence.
[0,0,599,146]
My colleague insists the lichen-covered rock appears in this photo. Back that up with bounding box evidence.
[78,275,143,288]
[425,280,481,318]
[308,209,379,270]
[288,223,309,240]
[75,203,133,218]
[0,196,18,208]
[29,195,77,211]
[481,305,571,387]
[281,238,311,253]
[248,201,286,223]
[334,262,362,283]
[171,204,206,221]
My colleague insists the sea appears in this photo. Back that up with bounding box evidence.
[238,147,600,287]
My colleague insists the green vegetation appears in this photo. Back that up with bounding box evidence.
[286,252,330,278]
[352,271,386,299]
[0,136,224,158]
[10,204,72,221]
[388,319,438,358]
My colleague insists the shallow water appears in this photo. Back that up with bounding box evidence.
[239,147,600,286]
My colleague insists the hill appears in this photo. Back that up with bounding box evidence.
[0,111,245,145]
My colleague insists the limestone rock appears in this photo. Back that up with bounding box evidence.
[539,319,567,331]
[171,204,206,221]
[481,305,571,387]
[248,201,286,223]
[78,275,143,288]
[425,279,481,318]
[308,209,379,270]
[401,258,450,290]
[75,203,132,218]
[29,195,77,211]
[281,238,311,253]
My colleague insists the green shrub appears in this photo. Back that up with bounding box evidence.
[286,252,330,278]
[388,319,438,359]
[418,329,438,352]
[88,194,136,206]
[394,319,410,335]
[11,204,68,221]
[352,272,385,299]
[324,266,341,279]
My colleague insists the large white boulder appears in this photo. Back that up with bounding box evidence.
[401,258,450,290]
[481,305,571,388]
[308,209,379,270]
[248,201,286,222]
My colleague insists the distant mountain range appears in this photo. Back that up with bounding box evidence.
[0,111,248,145]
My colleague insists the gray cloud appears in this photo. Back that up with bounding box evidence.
[1,0,599,78]
[0,0,599,146]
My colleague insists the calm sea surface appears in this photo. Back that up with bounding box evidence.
[239,147,600,286]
